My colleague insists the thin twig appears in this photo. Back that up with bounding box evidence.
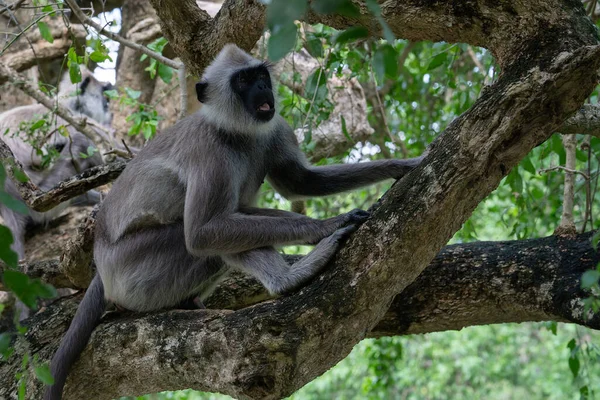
[178,63,188,120]
[63,0,182,70]
[0,0,26,15]
[121,139,134,158]
[582,136,592,232]
[539,165,590,180]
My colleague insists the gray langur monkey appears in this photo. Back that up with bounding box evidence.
[44,44,425,400]
[0,68,111,260]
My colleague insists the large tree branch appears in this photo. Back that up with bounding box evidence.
[2,232,599,397]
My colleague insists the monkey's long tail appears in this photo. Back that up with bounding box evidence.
[43,273,106,400]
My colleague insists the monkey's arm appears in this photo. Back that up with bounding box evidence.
[267,131,423,200]
[183,169,366,255]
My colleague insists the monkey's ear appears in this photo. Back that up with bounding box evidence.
[196,81,208,103]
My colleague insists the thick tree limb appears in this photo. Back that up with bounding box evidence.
[2,232,599,398]
[27,161,126,212]
[559,104,600,137]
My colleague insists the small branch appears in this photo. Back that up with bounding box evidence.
[557,134,578,234]
[28,160,127,212]
[582,136,593,232]
[64,0,182,70]
[178,63,188,120]
[539,165,590,180]
[0,0,26,15]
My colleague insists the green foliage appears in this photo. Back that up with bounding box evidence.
[111,87,162,140]
[37,21,53,43]
[67,47,82,84]
[88,38,113,63]
[140,38,174,83]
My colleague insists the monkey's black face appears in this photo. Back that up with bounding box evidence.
[230,65,275,122]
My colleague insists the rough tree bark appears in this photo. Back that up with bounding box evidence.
[2,0,600,399]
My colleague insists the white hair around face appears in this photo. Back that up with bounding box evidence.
[198,44,278,135]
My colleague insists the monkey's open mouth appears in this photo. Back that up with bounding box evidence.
[257,102,273,112]
[255,100,275,121]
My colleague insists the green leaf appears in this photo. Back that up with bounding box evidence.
[2,270,57,309]
[147,37,168,53]
[341,115,352,142]
[0,192,28,215]
[305,68,328,103]
[506,168,523,194]
[67,48,81,84]
[373,48,385,82]
[569,355,580,378]
[18,376,25,400]
[34,364,54,385]
[305,35,324,58]
[428,52,448,71]
[365,0,394,42]
[37,21,54,43]
[521,156,536,175]
[0,163,6,186]
[544,321,558,335]
[30,119,46,131]
[267,0,307,28]
[0,332,11,359]
[0,225,18,268]
[157,64,173,84]
[12,167,29,183]
[89,50,111,63]
[373,44,398,79]
[580,385,589,400]
[311,0,360,17]
[104,89,119,100]
[58,125,70,137]
[581,269,600,289]
[268,23,298,62]
[334,26,369,45]
[125,87,142,100]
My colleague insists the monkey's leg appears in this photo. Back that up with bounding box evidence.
[95,222,228,312]
[222,225,356,294]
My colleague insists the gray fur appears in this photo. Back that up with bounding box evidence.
[45,44,424,399]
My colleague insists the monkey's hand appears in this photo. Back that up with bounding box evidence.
[339,208,371,226]
[389,154,426,180]
[306,209,370,245]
